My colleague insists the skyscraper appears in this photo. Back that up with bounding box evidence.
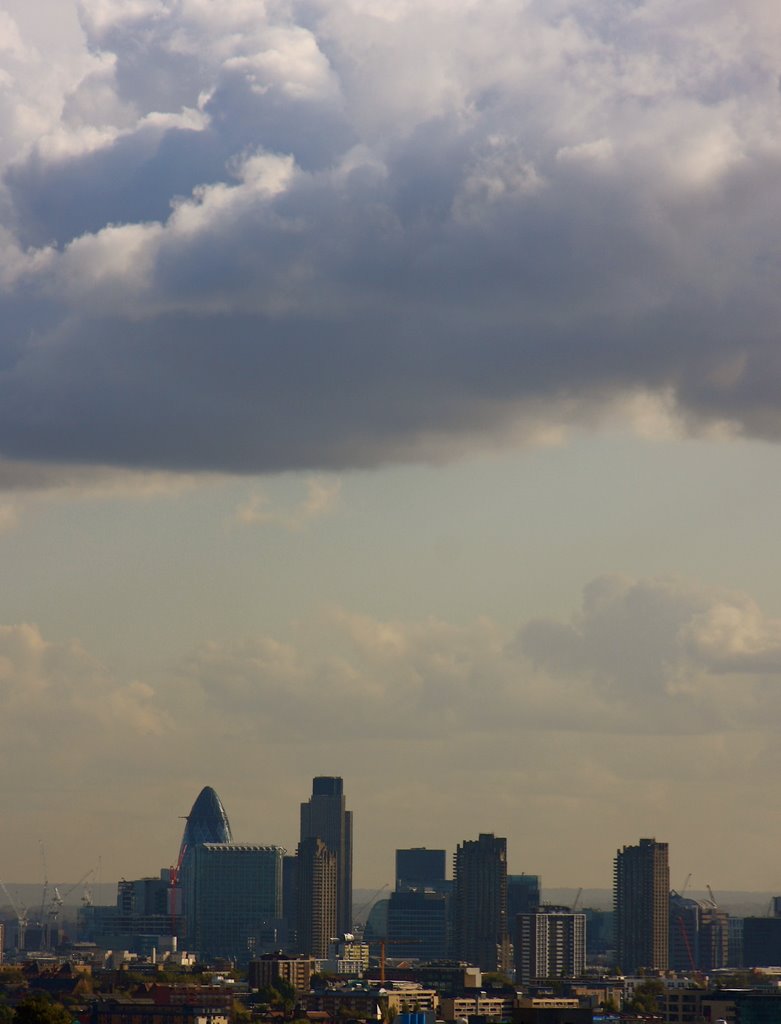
[175,786,234,936]
[396,848,447,891]
[179,786,233,861]
[300,777,353,934]
[387,889,449,960]
[453,833,509,971]
[508,874,541,919]
[185,843,283,962]
[296,836,337,958]
[614,837,669,972]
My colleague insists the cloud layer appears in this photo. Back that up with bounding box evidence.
[5,572,781,883]
[2,0,781,475]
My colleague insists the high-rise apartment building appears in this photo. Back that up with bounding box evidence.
[300,777,353,934]
[515,907,586,983]
[296,837,337,959]
[614,837,669,972]
[453,833,509,971]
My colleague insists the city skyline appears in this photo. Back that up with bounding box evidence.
[0,780,765,901]
[3,0,781,894]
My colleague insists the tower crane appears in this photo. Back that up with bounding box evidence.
[0,879,28,951]
[39,841,49,928]
[41,868,95,950]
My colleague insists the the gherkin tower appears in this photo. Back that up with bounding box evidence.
[179,785,232,861]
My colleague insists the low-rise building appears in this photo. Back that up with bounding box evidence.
[439,993,515,1021]
[249,953,316,996]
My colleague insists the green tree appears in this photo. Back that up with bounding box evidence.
[15,995,74,1024]
[628,979,665,1015]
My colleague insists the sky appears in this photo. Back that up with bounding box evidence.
[2,0,781,895]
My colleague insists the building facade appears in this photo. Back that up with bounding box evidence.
[300,777,353,935]
[184,843,283,962]
[296,836,337,958]
[614,837,669,972]
[387,889,449,960]
[515,908,586,984]
[508,875,541,918]
[396,849,447,892]
[453,833,509,972]
[249,952,316,995]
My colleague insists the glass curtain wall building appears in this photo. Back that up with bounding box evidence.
[185,843,283,962]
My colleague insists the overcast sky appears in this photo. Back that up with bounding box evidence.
[2,0,781,894]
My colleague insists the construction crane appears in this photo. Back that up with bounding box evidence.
[0,879,28,951]
[354,882,390,928]
[706,884,719,907]
[675,914,697,973]
[38,841,49,928]
[681,873,693,895]
[374,938,422,984]
[42,868,96,949]
[572,887,583,911]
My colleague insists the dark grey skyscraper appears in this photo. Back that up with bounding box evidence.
[614,837,669,972]
[508,874,540,918]
[395,848,447,891]
[453,833,509,972]
[387,889,448,960]
[300,776,353,934]
[296,836,337,958]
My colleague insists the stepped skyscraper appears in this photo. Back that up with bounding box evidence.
[300,776,353,935]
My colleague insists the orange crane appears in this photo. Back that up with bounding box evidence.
[375,938,422,984]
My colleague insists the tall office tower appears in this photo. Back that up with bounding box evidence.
[184,843,283,963]
[387,889,449,960]
[515,907,586,983]
[396,848,447,891]
[282,854,299,950]
[296,837,337,958]
[614,837,669,972]
[175,786,233,921]
[300,777,353,934]
[453,833,509,971]
[508,875,541,918]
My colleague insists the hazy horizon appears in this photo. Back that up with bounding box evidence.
[2,885,779,921]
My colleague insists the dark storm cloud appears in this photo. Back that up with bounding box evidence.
[2,0,781,475]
